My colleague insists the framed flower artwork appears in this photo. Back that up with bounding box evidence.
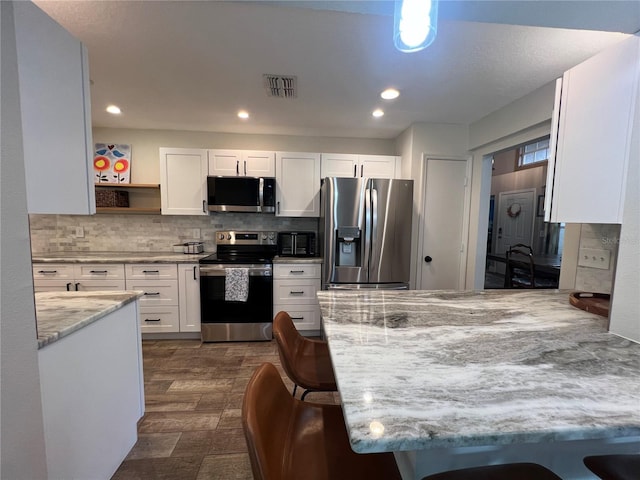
[94,144,131,183]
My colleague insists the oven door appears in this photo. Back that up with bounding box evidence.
[199,264,273,341]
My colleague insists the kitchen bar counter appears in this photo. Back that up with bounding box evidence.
[36,290,143,348]
[317,289,640,479]
[31,251,208,263]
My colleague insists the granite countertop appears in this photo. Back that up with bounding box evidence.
[273,256,323,264]
[36,291,143,349]
[317,289,640,454]
[31,251,209,264]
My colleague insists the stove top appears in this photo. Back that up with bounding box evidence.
[200,230,277,265]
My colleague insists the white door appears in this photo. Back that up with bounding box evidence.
[208,150,241,176]
[178,264,201,332]
[495,189,536,255]
[419,158,468,290]
[320,153,358,178]
[359,155,398,179]
[244,151,275,177]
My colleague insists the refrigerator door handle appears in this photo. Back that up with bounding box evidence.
[370,188,378,272]
[364,187,372,278]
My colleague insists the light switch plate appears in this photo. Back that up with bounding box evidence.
[578,248,611,270]
[192,228,201,239]
[75,226,84,238]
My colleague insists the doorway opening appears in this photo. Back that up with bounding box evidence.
[484,137,564,289]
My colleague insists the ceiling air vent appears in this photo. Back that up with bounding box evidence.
[263,74,297,98]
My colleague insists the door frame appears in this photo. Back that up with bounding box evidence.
[415,154,472,290]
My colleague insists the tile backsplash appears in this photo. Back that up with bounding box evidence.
[29,213,318,253]
[574,223,621,294]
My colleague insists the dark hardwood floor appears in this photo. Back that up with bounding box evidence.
[112,339,338,480]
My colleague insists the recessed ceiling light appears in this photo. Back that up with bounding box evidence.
[106,105,121,115]
[380,88,400,100]
[372,109,384,118]
[238,110,249,119]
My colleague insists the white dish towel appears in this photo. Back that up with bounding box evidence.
[225,268,249,302]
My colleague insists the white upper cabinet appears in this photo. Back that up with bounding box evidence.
[546,36,640,224]
[14,2,95,214]
[275,152,321,217]
[160,148,208,215]
[208,150,275,177]
[321,153,400,179]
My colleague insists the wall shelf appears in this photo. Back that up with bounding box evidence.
[95,184,161,214]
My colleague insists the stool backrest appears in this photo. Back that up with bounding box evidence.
[273,311,304,383]
[242,362,295,480]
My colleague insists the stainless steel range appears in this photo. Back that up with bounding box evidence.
[199,231,277,342]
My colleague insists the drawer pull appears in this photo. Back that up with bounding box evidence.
[289,291,305,295]
[38,270,58,274]
[66,282,72,291]
[142,270,160,274]
[89,270,108,274]
[289,270,305,274]
[144,292,161,296]
[291,316,305,320]
[144,318,161,322]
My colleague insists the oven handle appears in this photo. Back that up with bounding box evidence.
[199,266,272,277]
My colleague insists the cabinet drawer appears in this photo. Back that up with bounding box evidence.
[125,264,177,280]
[125,280,179,306]
[75,280,126,291]
[274,263,321,279]
[274,279,321,304]
[33,264,74,280]
[139,306,179,333]
[33,281,75,293]
[74,264,125,280]
[273,305,321,332]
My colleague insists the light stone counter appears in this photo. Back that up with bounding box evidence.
[32,251,208,264]
[317,289,640,479]
[36,290,143,348]
[272,256,323,264]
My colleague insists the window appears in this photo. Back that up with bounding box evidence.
[517,137,549,168]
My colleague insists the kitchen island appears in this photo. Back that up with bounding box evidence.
[36,291,145,479]
[317,289,640,480]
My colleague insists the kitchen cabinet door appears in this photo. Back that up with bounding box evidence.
[14,2,95,215]
[321,153,359,178]
[359,155,399,179]
[546,35,640,223]
[275,152,321,217]
[160,148,208,215]
[178,264,201,332]
[208,150,275,177]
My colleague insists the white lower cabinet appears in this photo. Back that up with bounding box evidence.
[178,264,201,332]
[34,262,201,334]
[33,264,125,292]
[273,262,322,333]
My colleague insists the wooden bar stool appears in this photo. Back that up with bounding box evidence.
[273,310,337,400]
[242,362,401,480]
[583,454,640,480]
[421,463,563,480]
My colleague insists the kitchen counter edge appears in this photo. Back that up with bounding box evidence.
[32,252,209,264]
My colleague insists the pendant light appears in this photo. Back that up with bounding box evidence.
[393,0,438,53]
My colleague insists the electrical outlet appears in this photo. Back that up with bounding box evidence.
[192,228,201,239]
[578,248,611,270]
[75,226,84,238]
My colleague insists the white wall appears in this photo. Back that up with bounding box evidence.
[609,75,640,342]
[93,127,397,184]
[395,122,470,289]
[0,2,48,477]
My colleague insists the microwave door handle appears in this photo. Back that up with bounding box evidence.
[292,235,297,255]
[259,177,264,211]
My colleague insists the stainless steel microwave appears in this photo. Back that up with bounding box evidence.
[207,177,275,213]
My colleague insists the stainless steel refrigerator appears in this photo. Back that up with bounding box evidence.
[320,177,414,289]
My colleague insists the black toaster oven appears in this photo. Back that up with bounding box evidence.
[277,231,316,257]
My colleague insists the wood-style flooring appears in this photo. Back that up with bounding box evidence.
[112,339,338,480]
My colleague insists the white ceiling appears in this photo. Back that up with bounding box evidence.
[35,1,639,139]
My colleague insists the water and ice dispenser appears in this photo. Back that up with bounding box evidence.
[336,226,361,267]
